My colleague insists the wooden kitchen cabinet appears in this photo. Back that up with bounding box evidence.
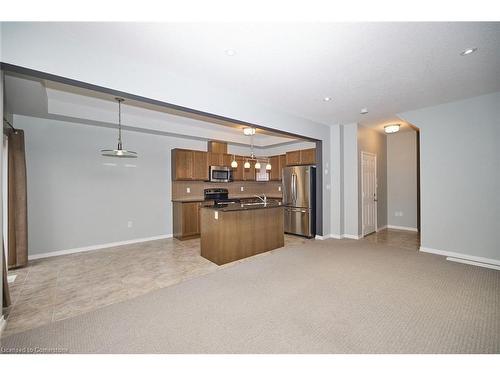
[300,148,316,165]
[232,156,245,181]
[172,149,194,180]
[286,148,316,166]
[286,150,301,166]
[207,152,234,167]
[222,154,234,167]
[172,149,208,181]
[173,201,204,240]
[243,160,256,181]
[193,151,208,180]
[269,154,287,180]
[208,152,222,166]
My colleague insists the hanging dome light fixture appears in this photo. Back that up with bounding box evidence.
[231,154,238,168]
[101,98,138,158]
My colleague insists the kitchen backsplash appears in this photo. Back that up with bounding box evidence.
[172,180,283,200]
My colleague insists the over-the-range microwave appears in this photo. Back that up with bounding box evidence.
[209,166,233,182]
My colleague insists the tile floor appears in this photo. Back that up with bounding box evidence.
[2,230,418,337]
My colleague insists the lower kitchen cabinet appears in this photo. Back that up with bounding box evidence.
[173,201,204,240]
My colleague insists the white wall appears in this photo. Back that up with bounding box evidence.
[16,115,212,256]
[1,23,334,236]
[386,130,418,230]
[400,91,500,263]
[357,126,387,233]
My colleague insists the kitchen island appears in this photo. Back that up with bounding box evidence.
[200,200,284,265]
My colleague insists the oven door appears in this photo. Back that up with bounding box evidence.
[210,167,233,182]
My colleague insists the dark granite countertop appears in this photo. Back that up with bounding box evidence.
[200,199,283,212]
[172,195,282,203]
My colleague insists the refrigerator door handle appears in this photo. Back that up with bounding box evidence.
[292,173,297,203]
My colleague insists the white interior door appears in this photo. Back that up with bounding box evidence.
[361,151,377,236]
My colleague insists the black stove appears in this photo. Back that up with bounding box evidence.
[204,188,240,205]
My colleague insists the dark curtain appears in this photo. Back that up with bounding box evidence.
[7,128,28,269]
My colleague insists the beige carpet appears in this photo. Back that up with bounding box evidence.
[1,239,499,353]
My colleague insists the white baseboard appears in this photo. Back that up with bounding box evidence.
[377,225,388,231]
[446,257,500,271]
[386,225,418,232]
[419,246,500,270]
[343,234,361,240]
[315,234,330,240]
[28,234,173,260]
[0,316,6,336]
[315,234,361,240]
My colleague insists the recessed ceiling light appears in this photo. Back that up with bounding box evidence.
[323,97,332,102]
[460,48,477,56]
[225,49,236,56]
[360,108,368,115]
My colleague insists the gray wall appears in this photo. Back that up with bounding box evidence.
[343,123,359,236]
[357,126,387,234]
[386,130,418,229]
[400,91,500,262]
[16,115,210,256]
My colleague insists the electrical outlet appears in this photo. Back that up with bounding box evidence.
[127,221,133,228]
[186,187,191,193]
[214,211,219,220]
[240,186,244,192]
[278,186,281,191]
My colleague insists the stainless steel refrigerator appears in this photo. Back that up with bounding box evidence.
[282,165,316,238]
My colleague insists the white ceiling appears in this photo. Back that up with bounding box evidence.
[3,22,500,129]
[3,74,303,148]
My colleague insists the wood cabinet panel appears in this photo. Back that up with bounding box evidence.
[172,149,194,180]
[232,156,244,181]
[269,156,280,181]
[207,141,227,154]
[207,152,222,166]
[279,155,286,177]
[193,151,208,180]
[243,161,256,181]
[173,201,203,240]
[300,148,316,165]
[222,154,233,167]
[285,148,316,166]
[286,150,301,166]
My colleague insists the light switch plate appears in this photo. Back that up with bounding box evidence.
[214,211,219,220]
[278,186,281,191]
[186,187,191,193]
[240,186,244,192]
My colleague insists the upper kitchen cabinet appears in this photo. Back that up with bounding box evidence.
[172,149,208,181]
[269,154,287,181]
[286,150,301,166]
[193,151,209,180]
[286,148,316,166]
[208,152,233,167]
[208,152,223,166]
[300,148,316,165]
[243,161,256,181]
[232,156,245,181]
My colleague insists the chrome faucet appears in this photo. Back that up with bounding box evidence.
[254,194,267,204]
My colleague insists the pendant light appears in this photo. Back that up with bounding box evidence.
[266,161,272,170]
[101,98,138,158]
[254,161,261,169]
[231,154,238,168]
[244,160,251,169]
